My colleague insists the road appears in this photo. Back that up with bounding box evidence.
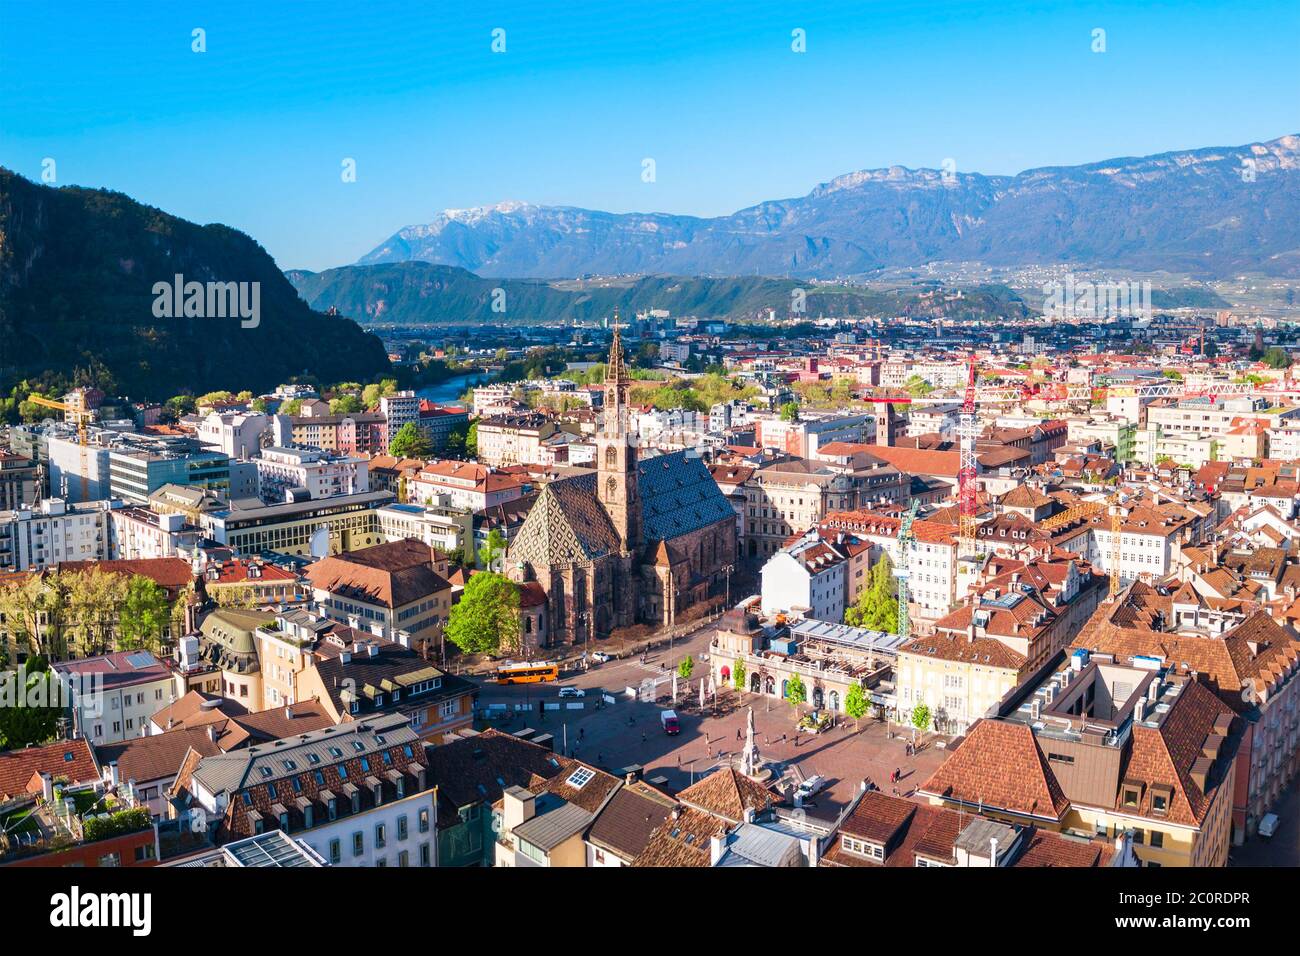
[1229,778,1299,867]
[467,620,949,812]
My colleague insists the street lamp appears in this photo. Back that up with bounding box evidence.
[720,564,735,609]
[575,611,590,667]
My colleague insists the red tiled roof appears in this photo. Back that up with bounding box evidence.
[0,739,99,799]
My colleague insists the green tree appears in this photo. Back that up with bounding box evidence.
[733,658,746,691]
[780,401,800,422]
[785,672,807,710]
[1262,346,1293,370]
[465,420,479,458]
[482,529,507,570]
[279,398,304,416]
[388,421,433,459]
[911,701,932,735]
[845,681,869,730]
[0,660,62,749]
[445,572,520,655]
[677,655,695,680]
[250,397,270,413]
[903,375,934,398]
[843,555,898,632]
[118,575,171,652]
[330,395,363,415]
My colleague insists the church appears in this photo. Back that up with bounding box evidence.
[507,327,738,646]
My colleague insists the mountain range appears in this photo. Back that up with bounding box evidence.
[360,135,1300,280]
[286,264,1040,327]
[0,169,390,399]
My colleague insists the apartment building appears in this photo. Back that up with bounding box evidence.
[0,498,118,571]
[406,460,527,512]
[379,391,420,449]
[1072,587,1300,843]
[288,409,386,456]
[476,413,557,467]
[304,538,452,657]
[178,714,437,868]
[818,510,960,625]
[742,455,907,560]
[201,489,396,556]
[896,558,1107,734]
[53,650,179,746]
[255,447,370,504]
[293,628,476,743]
[760,531,847,622]
[918,661,1240,867]
[0,452,42,510]
[109,506,202,560]
[196,411,274,459]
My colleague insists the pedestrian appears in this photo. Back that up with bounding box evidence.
[895,766,901,783]
[794,732,800,747]
[736,728,741,741]
[579,727,585,740]
[642,732,647,745]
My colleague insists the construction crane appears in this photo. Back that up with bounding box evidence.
[894,498,921,643]
[956,354,980,564]
[1106,491,1124,595]
[28,393,93,501]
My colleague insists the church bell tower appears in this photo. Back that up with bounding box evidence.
[597,315,640,552]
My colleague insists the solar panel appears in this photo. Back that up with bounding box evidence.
[124,651,155,669]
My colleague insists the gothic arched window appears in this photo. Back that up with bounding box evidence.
[605,445,618,471]
[606,476,618,501]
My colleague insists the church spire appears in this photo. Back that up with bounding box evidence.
[607,308,630,386]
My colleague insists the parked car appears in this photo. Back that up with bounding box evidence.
[590,651,613,663]
[1259,812,1279,839]
[558,687,586,699]
[796,774,828,801]
[660,709,680,735]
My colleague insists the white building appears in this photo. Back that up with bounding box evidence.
[760,530,847,623]
[183,714,437,868]
[53,650,179,746]
[0,497,120,571]
[109,506,202,560]
[255,447,370,503]
[380,391,420,449]
[197,411,275,460]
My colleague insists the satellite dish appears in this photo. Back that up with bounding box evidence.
[309,525,330,559]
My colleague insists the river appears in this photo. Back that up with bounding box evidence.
[416,372,487,406]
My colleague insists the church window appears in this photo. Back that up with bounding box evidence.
[605,446,618,470]
[606,477,618,501]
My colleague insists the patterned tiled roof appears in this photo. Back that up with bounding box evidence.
[637,451,735,542]
[509,473,620,565]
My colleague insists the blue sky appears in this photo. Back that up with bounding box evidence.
[2,0,1296,271]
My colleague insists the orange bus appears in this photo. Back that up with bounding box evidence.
[495,661,560,685]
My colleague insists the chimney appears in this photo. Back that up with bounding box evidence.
[284,704,294,720]
[1134,699,1146,722]
[107,762,120,788]
[502,788,537,832]
[1147,679,1160,702]
[743,807,755,824]
[710,833,727,866]
[367,642,379,658]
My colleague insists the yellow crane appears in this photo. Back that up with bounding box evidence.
[28,393,93,501]
[1107,491,1124,595]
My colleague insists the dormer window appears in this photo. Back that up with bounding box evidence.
[1121,782,1143,809]
[841,836,884,861]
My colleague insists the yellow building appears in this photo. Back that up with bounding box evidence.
[917,659,1239,868]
